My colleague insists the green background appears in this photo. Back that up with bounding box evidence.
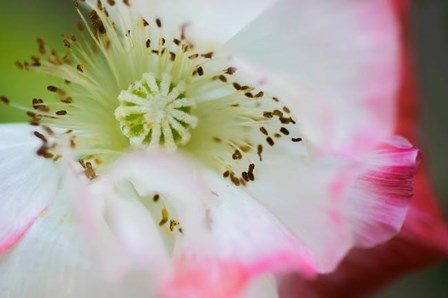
[0,0,447,297]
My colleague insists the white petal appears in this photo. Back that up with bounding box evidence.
[227,0,399,154]
[246,138,418,273]
[109,152,316,297]
[0,190,155,298]
[65,167,171,283]
[0,124,61,254]
[125,0,279,46]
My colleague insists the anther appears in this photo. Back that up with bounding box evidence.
[257,144,263,161]
[292,137,302,142]
[266,137,274,146]
[153,194,160,202]
[33,131,48,143]
[259,127,268,136]
[225,67,237,75]
[159,208,168,226]
[0,96,9,104]
[155,18,162,28]
[232,149,242,160]
[280,127,290,135]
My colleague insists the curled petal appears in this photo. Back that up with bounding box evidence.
[247,138,419,273]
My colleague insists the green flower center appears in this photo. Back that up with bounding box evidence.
[115,73,197,149]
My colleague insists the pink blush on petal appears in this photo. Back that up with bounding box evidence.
[0,209,45,255]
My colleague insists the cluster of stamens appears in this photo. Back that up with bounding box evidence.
[1,0,304,187]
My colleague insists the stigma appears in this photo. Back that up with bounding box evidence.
[115,73,197,150]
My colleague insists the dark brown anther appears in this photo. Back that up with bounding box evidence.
[77,64,84,72]
[56,110,68,116]
[283,106,291,113]
[33,131,47,143]
[244,92,253,98]
[254,91,264,98]
[107,0,116,5]
[280,127,290,135]
[32,98,44,110]
[196,66,204,76]
[145,39,151,48]
[273,110,283,117]
[70,137,76,148]
[42,125,54,135]
[225,67,237,75]
[188,53,199,59]
[266,137,274,146]
[232,82,242,91]
[0,96,9,104]
[218,75,227,83]
[47,86,58,92]
[263,111,273,118]
[160,38,166,45]
[123,0,130,6]
[242,172,250,182]
[65,80,72,85]
[232,149,242,160]
[248,163,255,174]
[173,38,181,46]
[292,137,303,142]
[64,39,71,48]
[272,97,279,102]
[142,18,149,27]
[73,0,79,8]
[279,117,292,124]
[259,127,268,136]
[76,21,85,31]
[201,52,214,59]
[36,145,49,156]
[37,38,46,54]
[223,170,230,178]
[30,56,41,67]
[257,144,263,161]
[15,61,24,70]
[169,52,176,61]
[153,194,160,202]
[61,97,74,104]
[155,18,162,28]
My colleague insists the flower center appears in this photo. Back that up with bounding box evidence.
[115,73,197,149]
[13,1,305,184]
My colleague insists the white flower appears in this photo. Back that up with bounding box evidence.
[0,1,418,297]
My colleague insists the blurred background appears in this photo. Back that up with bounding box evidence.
[0,0,447,297]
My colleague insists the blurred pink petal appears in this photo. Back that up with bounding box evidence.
[278,1,448,297]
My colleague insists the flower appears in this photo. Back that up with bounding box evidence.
[0,0,420,297]
[278,1,448,296]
